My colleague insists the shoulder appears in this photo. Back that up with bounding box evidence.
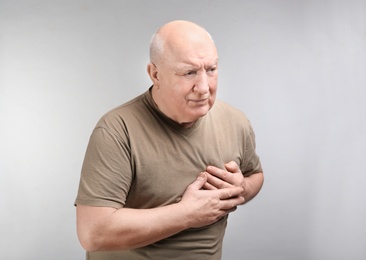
[91,91,150,139]
[97,92,147,125]
[103,92,146,119]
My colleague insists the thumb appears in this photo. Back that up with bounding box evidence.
[225,161,240,173]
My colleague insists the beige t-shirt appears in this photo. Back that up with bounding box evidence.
[75,88,262,259]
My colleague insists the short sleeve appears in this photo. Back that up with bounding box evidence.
[241,122,263,177]
[75,126,132,208]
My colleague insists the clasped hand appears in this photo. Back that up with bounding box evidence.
[204,161,246,202]
[180,161,246,228]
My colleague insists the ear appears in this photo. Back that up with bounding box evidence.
[147,63,159,85]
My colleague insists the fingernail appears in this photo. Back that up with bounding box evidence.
[198,172,205,179]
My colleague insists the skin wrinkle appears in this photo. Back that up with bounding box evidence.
[148,21,218,128]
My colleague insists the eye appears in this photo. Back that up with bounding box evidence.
[207,67,217,74]
[185,70,197,76]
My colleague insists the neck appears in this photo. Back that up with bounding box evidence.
[151,86,196,128]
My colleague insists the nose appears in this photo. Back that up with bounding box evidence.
[193,72,209,94]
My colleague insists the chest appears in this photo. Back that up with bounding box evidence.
[124,120,243,208]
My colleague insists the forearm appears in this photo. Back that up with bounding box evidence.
[242,172,264,203]
[77,203,190,252]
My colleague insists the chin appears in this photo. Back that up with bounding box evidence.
[190,106,211,120]
[182,101,214,120]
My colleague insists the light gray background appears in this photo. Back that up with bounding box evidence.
[1,1,365,259]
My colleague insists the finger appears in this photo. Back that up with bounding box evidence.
[224,161,241,173]
[217,207,238,218]
[227,206,238,214]
[202,181,217,190]
[218,187,243,200]
[220,195,245,210]
[224,206,238,214]
[206,165,229,180]
[188,172,207,190]
[206,172,232,189]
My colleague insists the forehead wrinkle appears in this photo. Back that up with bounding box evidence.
[178,57,218,70]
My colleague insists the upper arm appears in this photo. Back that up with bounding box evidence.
[75,125,132,251]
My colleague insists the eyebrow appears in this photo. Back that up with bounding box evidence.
[176,59,219,71]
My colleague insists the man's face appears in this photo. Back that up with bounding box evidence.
[154,43,218,126]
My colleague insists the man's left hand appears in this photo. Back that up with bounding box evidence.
[203,161,246,204]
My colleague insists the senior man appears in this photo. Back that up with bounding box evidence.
[75,20,264,260]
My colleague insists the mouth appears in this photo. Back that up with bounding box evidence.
[189,99,209,107]
[189,97,209,103]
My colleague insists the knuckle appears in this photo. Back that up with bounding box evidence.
[226,190,232,198]
[222,171,228,179]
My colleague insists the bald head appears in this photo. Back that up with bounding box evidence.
[147,20,219,127]
[149,20,216,66]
